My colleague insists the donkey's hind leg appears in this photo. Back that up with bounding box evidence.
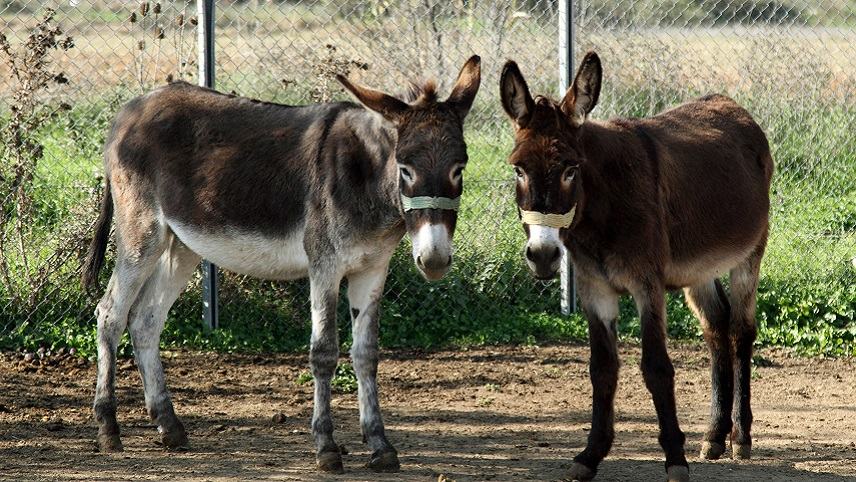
[127,233,200,450]
[728,237,766,460]
[684,279,733,460]
[94,220,166,452]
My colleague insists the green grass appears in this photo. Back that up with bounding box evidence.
[0,86,853,359]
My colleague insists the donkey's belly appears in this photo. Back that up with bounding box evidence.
[664,246,753,289]
[168,220,309,280]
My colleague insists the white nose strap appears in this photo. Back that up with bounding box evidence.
[520,205,576,228]
[401,195,461,212]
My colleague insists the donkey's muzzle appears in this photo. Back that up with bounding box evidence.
[411,223,453,281]
[524,224,563,280]
[417,254,452,281]
[526,245,561,279]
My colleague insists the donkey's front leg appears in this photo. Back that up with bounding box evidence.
[347,263,400,472]
[570,277,620,481]
[635,282,689,482]
[308,269,344,473]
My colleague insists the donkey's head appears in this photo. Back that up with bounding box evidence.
[499,52,602,279]
[338,56,481,280]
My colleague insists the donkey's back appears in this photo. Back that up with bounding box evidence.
[97,82,380,281]
[624,94,773,287]
[104,82,356,237]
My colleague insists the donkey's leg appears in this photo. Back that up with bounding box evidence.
[347,263,399,472]
[568,276,619,481]
[728,238,766,460]
[94,228,165,452]
[127,234,200,450]
[685,279,733,460]
[634,283,689,482]
[309,268,344,473]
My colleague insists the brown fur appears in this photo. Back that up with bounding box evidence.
[501,52,772,479]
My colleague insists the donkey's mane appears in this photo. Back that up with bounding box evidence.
[532,94,567,127]
[403,79,438,105]
[533,94,559,108]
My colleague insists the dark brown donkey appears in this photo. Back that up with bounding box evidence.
[500,52,772,481]
[81,56,481,473]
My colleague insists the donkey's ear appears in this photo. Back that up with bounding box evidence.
[336,75,410,121]
[445,55,481,120]
[560,51,602,126]
[500,60,535,128]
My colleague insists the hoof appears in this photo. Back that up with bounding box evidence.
[161,428,189,451]
[97,433,124,453]
[666,465,690,482]
[699,441,726,460]
[732,443,751,460]
[569,461,596,481]
[367,449,400,473]
[317,450,344,474]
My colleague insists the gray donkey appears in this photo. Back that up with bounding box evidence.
[81,56,481,473]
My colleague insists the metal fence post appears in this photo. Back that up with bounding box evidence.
[198,0,219,331]
[558,0,577,315]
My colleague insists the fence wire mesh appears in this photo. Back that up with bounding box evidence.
[0,1,853,353]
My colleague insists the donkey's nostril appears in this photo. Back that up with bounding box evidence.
[417,255,424,268]
[551,246,561,262]
[446,255,452,267]
[526,246,535,262]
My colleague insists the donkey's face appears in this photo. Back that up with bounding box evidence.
[500,52,602,279]
[338,56,481,280]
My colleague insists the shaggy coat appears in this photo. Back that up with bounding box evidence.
[500,52,772,482]
[82,56,482,474]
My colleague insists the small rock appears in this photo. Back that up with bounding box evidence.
[271,412,288,424]
[46,417,64,432]
[23,353,34,363]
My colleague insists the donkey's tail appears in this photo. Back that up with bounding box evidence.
[82,180,113,293]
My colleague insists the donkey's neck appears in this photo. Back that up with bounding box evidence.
[325,108,404,236]
[351,109,401,208]
[573,119,658,234]
[575,121,622,223]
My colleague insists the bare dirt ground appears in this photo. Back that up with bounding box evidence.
[1,343,855,481]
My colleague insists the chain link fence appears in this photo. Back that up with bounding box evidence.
[1,1,854,353]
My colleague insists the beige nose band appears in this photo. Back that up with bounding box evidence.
[520,205,576,228]
[401,195,461,212]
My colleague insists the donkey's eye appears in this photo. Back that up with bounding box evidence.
[399,166,414,182]
[514,166,525,179]
[452,165,465,179]
[563,168,576,184]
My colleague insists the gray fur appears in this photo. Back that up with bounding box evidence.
[82,56,482,473]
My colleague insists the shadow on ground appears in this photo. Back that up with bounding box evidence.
[1,345,855,481]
